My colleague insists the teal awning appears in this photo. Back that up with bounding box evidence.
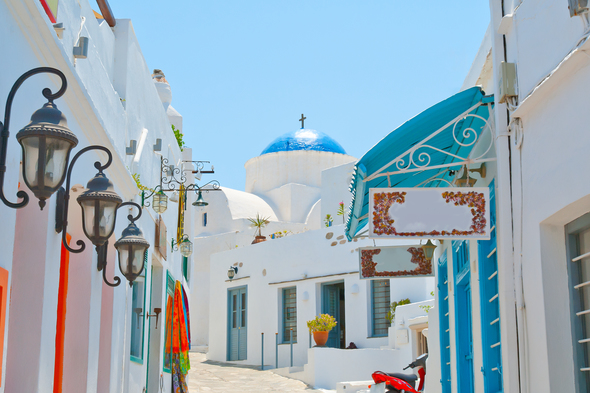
[345,87,494,240]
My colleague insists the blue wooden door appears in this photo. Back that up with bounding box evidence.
[228,287,247,360]
[438,253,451,393]
[478,180,503,392]
[322,283,341,348]
[453,241,474,393]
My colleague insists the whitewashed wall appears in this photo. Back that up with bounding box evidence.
[486,1,590,392]
[1,0,190,392]
[207,223,433,367]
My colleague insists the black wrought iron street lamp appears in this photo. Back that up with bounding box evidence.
[192,189,208,207]
[172,233,193,257]
[77,168,123,247]
[0,67,79,210]
[114,208,150,285]
[55,147,149,287]
[141,157,219,212]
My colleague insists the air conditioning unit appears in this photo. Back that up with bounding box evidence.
[569,0,589,17]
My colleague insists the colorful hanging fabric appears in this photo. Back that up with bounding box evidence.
[172,281,190,393]
[182,285,191,347]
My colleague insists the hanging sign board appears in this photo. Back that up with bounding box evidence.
[369,188,490,240]
[359,246,433,279]
[155,216,167,260]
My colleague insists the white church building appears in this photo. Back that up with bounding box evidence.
[191,124,435,386]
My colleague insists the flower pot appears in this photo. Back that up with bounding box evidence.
[252,235,266,244]
[313,331,330,347]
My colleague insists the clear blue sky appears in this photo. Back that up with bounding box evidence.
[113,1,490,191]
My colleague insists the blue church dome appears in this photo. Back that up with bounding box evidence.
[260,128,347,155]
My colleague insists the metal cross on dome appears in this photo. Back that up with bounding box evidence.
[299,114,306,128]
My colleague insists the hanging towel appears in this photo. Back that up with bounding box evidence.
[172,281,190,393]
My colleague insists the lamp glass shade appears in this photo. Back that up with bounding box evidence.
[118,245,148,282]
[192,190,208,207]
[179,238,193,257]
[76,171,122,246]
[153,191,168,214]
[227,267,235,280]
[114,222,150,283]
[79,198,119,245]
[16,102,78,209]
[421,240,437,261]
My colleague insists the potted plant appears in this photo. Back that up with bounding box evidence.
[248,213,270,244]
[307,314,337,347]
[324,214,333,227]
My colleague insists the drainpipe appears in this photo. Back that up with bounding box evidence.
[488,1,525,393]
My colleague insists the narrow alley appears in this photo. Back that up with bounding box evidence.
[187,352,331,393]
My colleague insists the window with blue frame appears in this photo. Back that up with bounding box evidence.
[202,212,208,227]
[566,213,590,393]
[182,256,189,282]
[371,279,391,337]
[130,251,148,363]
[438,252,451,393]
[282,287,297,343]
[478,181,503,393]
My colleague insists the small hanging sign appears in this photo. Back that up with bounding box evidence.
[369,187,490,240]
[359,246,433,279]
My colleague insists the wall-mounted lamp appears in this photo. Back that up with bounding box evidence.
[55,151,149,287]
[171,234,193,257]
[454,163,486,187]
[421,240,437,262]
[227,266,238,280]
[0,68,149,287]
[0,67,79,210]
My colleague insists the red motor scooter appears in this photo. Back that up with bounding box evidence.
[370,353,428,393]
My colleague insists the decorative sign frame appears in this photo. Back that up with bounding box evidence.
[369,187,490,240]
[155,216,167,260]
[359,246,433,279]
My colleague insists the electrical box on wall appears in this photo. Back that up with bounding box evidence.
[498,62,517,104]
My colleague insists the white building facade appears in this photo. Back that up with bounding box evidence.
[0,1,195,392]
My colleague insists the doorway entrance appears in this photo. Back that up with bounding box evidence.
[146,262,165,393]
[227,286,247,360]
[321,281,345,348]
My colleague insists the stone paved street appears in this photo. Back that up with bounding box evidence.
[187,352,333,392]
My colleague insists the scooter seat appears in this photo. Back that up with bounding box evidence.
[385,372,418,384]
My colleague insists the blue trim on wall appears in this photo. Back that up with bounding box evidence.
[453,240,474,393]
[438,252,451,393]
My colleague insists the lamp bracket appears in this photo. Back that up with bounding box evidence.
[171,233,190,252]
[0,67,68,209]
[146,307,162,328]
